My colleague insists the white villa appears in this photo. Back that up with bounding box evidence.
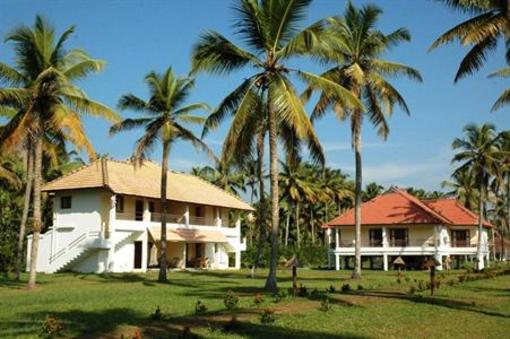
[324,188,492,271]
[26,159,254,274]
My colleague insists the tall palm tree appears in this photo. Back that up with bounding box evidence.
[0,16,117,289]
[487,67,510,112]
[452,123,504,270]
[110,67,212,283]
[430,0,510,83]
[191,0,358,291]
[279,159,316,248]
[306,3,422,279]
[442,166,479,211]
[199,162,246,196]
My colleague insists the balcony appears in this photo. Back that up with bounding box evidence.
[451,240,476,248]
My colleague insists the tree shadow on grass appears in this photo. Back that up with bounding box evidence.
[11,306,368,339]
[360,291,510,319]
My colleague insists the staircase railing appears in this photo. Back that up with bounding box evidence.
[49,231,101,263]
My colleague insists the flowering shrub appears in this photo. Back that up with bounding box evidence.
[223,290,239,310]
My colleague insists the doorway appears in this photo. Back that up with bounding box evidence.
[134,241,142,269]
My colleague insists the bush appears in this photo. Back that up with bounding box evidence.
[195,300,208,314]
[40,316,64,338]
[260,308,276,324]
[328,285,336,293]
[149,306,163,320]
[273,289,288,303]
[224,290,240,310]
[254,293,264,304]
[357,284,364,291]
[458,275,466,283]
[320,294,331,312]
[404,276,411,283]
[396,278,401,284]
[341,283,351,293]
[408,286,416,295]
[418,280,426,290]
[298,284,309,297]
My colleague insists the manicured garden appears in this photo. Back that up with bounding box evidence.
[1,267,510,338]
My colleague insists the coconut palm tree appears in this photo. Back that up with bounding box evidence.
[0,16,117,289]
[487,67,510,112]
[430,0,510,83]
[191,0,358,291]
[110,67,212,283]
[199,162,246,196]
[452,123,504,270]
[306,3,422,279]
[363,182,384,202]
[442,166,479,211]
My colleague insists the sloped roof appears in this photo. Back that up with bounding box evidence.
[423,199,492,227]
[42,159,254,211]
[324,188,491,228]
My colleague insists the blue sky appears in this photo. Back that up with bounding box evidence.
[1,0,508,191]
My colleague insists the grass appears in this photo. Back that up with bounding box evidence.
[1,268,510,338]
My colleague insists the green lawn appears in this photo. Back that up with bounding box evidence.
[1,268,510,338]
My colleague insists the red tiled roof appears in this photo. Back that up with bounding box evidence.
[423,198,492,228]
[324,188,492,228]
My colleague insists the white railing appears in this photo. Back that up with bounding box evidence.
[189,216,208,226]
[150,213,185,224]
[49,231,102,270]
[335,238,435,248]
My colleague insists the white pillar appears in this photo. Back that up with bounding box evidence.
[182,243,187,269]
[335,228,340,249]
[184,205,190,226]
[215,208,222,227]
[107,195,116,272]
[383,254,388,271]
[235,250,241,269]
[141,230,148,272]
[382,227,388,248]
[235,212,241,229]
[335,254,340,271]
[143,199,150,222]
[435,225,444,270]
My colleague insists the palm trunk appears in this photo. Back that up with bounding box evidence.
[476,172,485,271]
[285,209,290,247]
[158,141,170,283]
[252,129,266,277]
[27,136,43,290]
[264,95,279,292]
[296,202,300,248]
[352,114,362,279]
[15,145,34,281]
[507,171,510,259]
[311,206,315,244]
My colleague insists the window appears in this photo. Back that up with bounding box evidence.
[369,229,383,247]
[390,229,408,247]
[116,195,124,213]
[195,206,204,217]
[452,230,470,247]
[61,196,72,209]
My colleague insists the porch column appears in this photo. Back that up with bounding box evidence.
[107,195,116,272]
[141,230,148,272]
[335,228,340,249]
[382,226,388,248]
[143,199,150,223]
[184,205,190,226]
[215,208,222,227]
[235,212,241,229]
[383,254,388,271]
[235,250,241,269]
[435,225,444,271]
[335,254,340,271]
[182,243,187,269]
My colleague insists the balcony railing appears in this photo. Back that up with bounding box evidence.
[189,216,207,226]
[450,240,476,248]
[333,238,435,248]
[150,213,185,224]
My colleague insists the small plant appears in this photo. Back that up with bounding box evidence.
[298,284,309,297]
[195,300,208,314]
[418,280,426,290]
[328,285,336,293]
[404,276,411,283]
[447,279,455,287]
[310,288,322,299]
[273,289,288,303]
[40,316,64,338]
[396,278,401,284]
[260,308,276,323]
[458,275,466,283]
[357,284,364,291]
[254,292,264,304]
[320,294,331,312]
[224,290,239,310]
[408,286,416,295]
[149,306,163,321]
[341,283,351,293]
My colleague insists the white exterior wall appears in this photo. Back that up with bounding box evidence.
[29,188,247,273]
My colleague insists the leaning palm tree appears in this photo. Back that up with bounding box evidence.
[442,166,479,211]
[0,16,117,289]
[191,0,358,291]
[452,123,504,270]
[110,67,212,283]
[487,67,510,112]
[305,3,422,279]
[199,162,246,196]
[430,0,510,83]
